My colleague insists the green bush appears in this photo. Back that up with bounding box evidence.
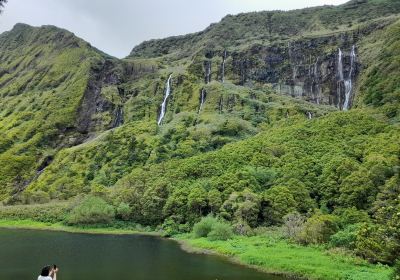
[67,196,115,225]
[355,223,399,264]
[192,216,234,241]
[193,216,219,238]
[207,221,234,241]
[329,224,361,249]
[0,202,68,223]
[116,202,131,221]
[394,259,400,279]
[299,214,339,244]
[160,218,180,237]
[334,207,370,227]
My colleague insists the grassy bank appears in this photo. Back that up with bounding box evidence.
[0,218,394,279]
[0,219,158,236]
[176,234,393,280]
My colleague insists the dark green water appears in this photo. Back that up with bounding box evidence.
[0,228,286,280]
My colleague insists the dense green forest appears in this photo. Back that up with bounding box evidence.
[0,0,400,278]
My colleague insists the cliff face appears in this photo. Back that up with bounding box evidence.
[130,0,400,111]
[195,30,363,110]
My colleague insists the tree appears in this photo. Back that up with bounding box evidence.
[187,186,207,216]
[282,212,305,240]
[263,186,296,225]
[299,214,339,244]
[67,196,115,225]
[220,189,261,227]
[208,189,222,213]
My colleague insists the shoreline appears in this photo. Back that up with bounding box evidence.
[175,237,304,280]
[0,219,393,280]
[0,219,160,236]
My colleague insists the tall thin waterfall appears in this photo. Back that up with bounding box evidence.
[221,50,227,83]
[343,45,356,111]
[199,88,206,112]
[337,46,356,110]
[337,49,344,81]
[205,61,211,84]
[157,74,172,126]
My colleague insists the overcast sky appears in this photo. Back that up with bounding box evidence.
[0,0,348,58]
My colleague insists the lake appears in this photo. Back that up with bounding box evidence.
[0,228,286,280]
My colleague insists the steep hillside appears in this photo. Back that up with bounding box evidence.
[0,23,334,202]
[0,0,400,271]
[0,23,110,199]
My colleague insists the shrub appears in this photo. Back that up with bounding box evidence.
[116,202,131,221]
[355,223,399,264]
[334,207,370,227]
[207,222,234,241]
[232,220,253,236]
[393,259,400,279]
[193,216,219,238]
[67,196,115,225]
[330,224,361,249]
[0,202,68,223]
[25,191,51,204]
[160,218,180,237]
[282,212,305,241]
[299,214,339,244]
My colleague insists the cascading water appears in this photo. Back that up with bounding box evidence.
[337,46,356,111]
[343,45,356,111]
[199,88,206,112]
[204,61,212,84]
[157,74,172,126]
[337,48,344,109]
[221,50,227,83]
[207,62,211,84]
[307,112,312,120]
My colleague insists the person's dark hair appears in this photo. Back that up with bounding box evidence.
[40,265,51,276]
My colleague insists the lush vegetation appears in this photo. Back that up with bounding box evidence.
[1,1,400,279]
[178,232,393,280]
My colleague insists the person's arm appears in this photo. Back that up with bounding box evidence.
[50,268,58,280]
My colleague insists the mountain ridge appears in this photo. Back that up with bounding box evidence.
[0,2,399,268]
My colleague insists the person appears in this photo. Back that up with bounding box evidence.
[38,265,58,280]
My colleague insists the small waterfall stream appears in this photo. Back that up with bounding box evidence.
[157,74,172,126]
[221,50,227,83]
[205,61,211,84]
[343,45,356,111]
[337,46,356,111]
[198,88,206,113]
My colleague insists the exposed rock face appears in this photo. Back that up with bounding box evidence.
[196,27,381,109]
[76,59,124,135]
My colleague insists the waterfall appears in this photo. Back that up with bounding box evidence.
[112,106,124,128]
[199,88,206,112]
[205,61,211,84]
[337,49,344,81]
[343,45,356,111]
[221,50,227,83]
[337,46,356,110]
[307,112,312,119]
[157,74,172,126]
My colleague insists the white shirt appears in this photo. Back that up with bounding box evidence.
[38,276,52,280]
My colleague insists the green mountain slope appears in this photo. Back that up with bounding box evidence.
[0,0,399,268]
[0,23,108,199]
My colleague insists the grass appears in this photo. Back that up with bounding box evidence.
[0,218,394,279]
[0,219,158,236]
[176,234,393,280]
